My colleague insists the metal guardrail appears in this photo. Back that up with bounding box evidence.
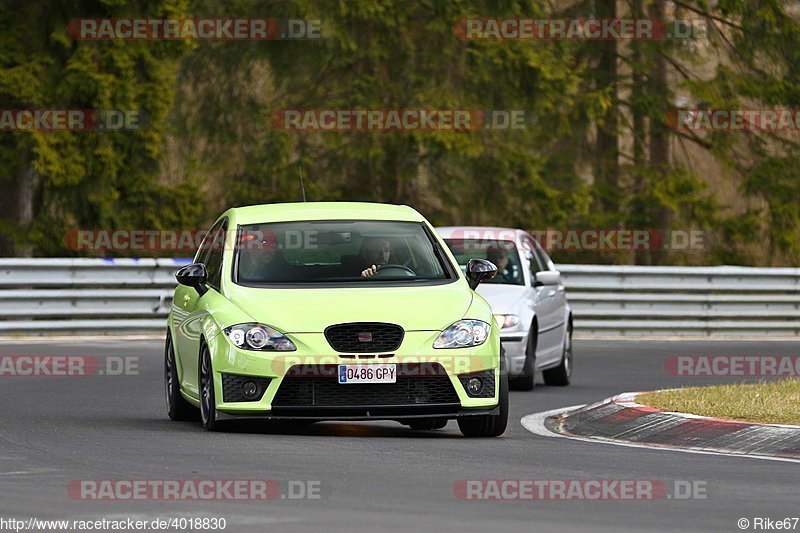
[0,259,798,336]
[560,265,800,337]
[0,259,186,335]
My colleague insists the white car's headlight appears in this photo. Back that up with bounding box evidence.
[433,320,491,349]
[493,314,521,329]
[223,323,296,351]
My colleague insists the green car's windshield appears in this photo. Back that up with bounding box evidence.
[234,220,452,285]
[443,238,525,286]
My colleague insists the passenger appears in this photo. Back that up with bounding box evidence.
[238,230,290,282]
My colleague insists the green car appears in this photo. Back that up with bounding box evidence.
[165,202,508,437]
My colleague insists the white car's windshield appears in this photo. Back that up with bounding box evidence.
[235,220,452,284]
[443,238,525,286]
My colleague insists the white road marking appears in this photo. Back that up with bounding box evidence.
[0,468,59,475]
[521,407,800,464]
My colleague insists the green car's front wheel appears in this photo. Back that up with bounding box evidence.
[165,331,197,421]
[199,342,224,431]
[457,369,509,438]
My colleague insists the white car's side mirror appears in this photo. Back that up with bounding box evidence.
[534,270,561,287]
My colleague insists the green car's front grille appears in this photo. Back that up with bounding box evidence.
[323,322,404,353]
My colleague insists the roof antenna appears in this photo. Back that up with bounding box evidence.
[297,165,307,202]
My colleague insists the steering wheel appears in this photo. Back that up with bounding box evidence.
[372,264,416,278]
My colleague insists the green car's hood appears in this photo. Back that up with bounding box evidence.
[226,281,473,333]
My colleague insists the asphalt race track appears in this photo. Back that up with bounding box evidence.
[0,339,798,532]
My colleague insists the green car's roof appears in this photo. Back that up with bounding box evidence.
[225,202,426,225]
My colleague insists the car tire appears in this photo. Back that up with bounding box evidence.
[457,359,509,438]
[199,341,225,431]
[165,331,198,421]
[509,325,536,391]
[543,321,573,386]
[407,418,448,430]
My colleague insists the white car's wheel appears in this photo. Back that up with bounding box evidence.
[509,324,536,391]
[543,321,573,386]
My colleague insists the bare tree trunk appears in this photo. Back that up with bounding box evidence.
[648,1,669,168]
[631,0,646,170]
[647,0,672,267]
[594,0,620,213]
[16,158,37,257]
[0,148,38,257]
[631,0,648,265]
[0,169,13,255]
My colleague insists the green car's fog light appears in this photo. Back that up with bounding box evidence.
[224,324,297,351]
[241,380,259,399]
[467,377,484,396]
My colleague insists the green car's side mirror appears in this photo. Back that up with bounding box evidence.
[176,263,208,296]
[466,258,498,290]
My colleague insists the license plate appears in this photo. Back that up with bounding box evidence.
[338,364,396,384]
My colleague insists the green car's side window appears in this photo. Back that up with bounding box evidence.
[193,218,227,292]
[195,222,219,264]
[204,220,227,291]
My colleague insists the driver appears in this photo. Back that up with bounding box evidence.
[359,237,391,277]
[486,246,516,284]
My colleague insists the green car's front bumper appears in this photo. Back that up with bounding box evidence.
[192,328,502,421]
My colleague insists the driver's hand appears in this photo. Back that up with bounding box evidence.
[361,265,379,277]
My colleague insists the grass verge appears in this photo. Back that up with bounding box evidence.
[636,378,800,425]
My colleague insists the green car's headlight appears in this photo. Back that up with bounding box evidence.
[433,320,491,349]
[224,323,297,351]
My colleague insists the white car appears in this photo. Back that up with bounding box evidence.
[436,227,573,390]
